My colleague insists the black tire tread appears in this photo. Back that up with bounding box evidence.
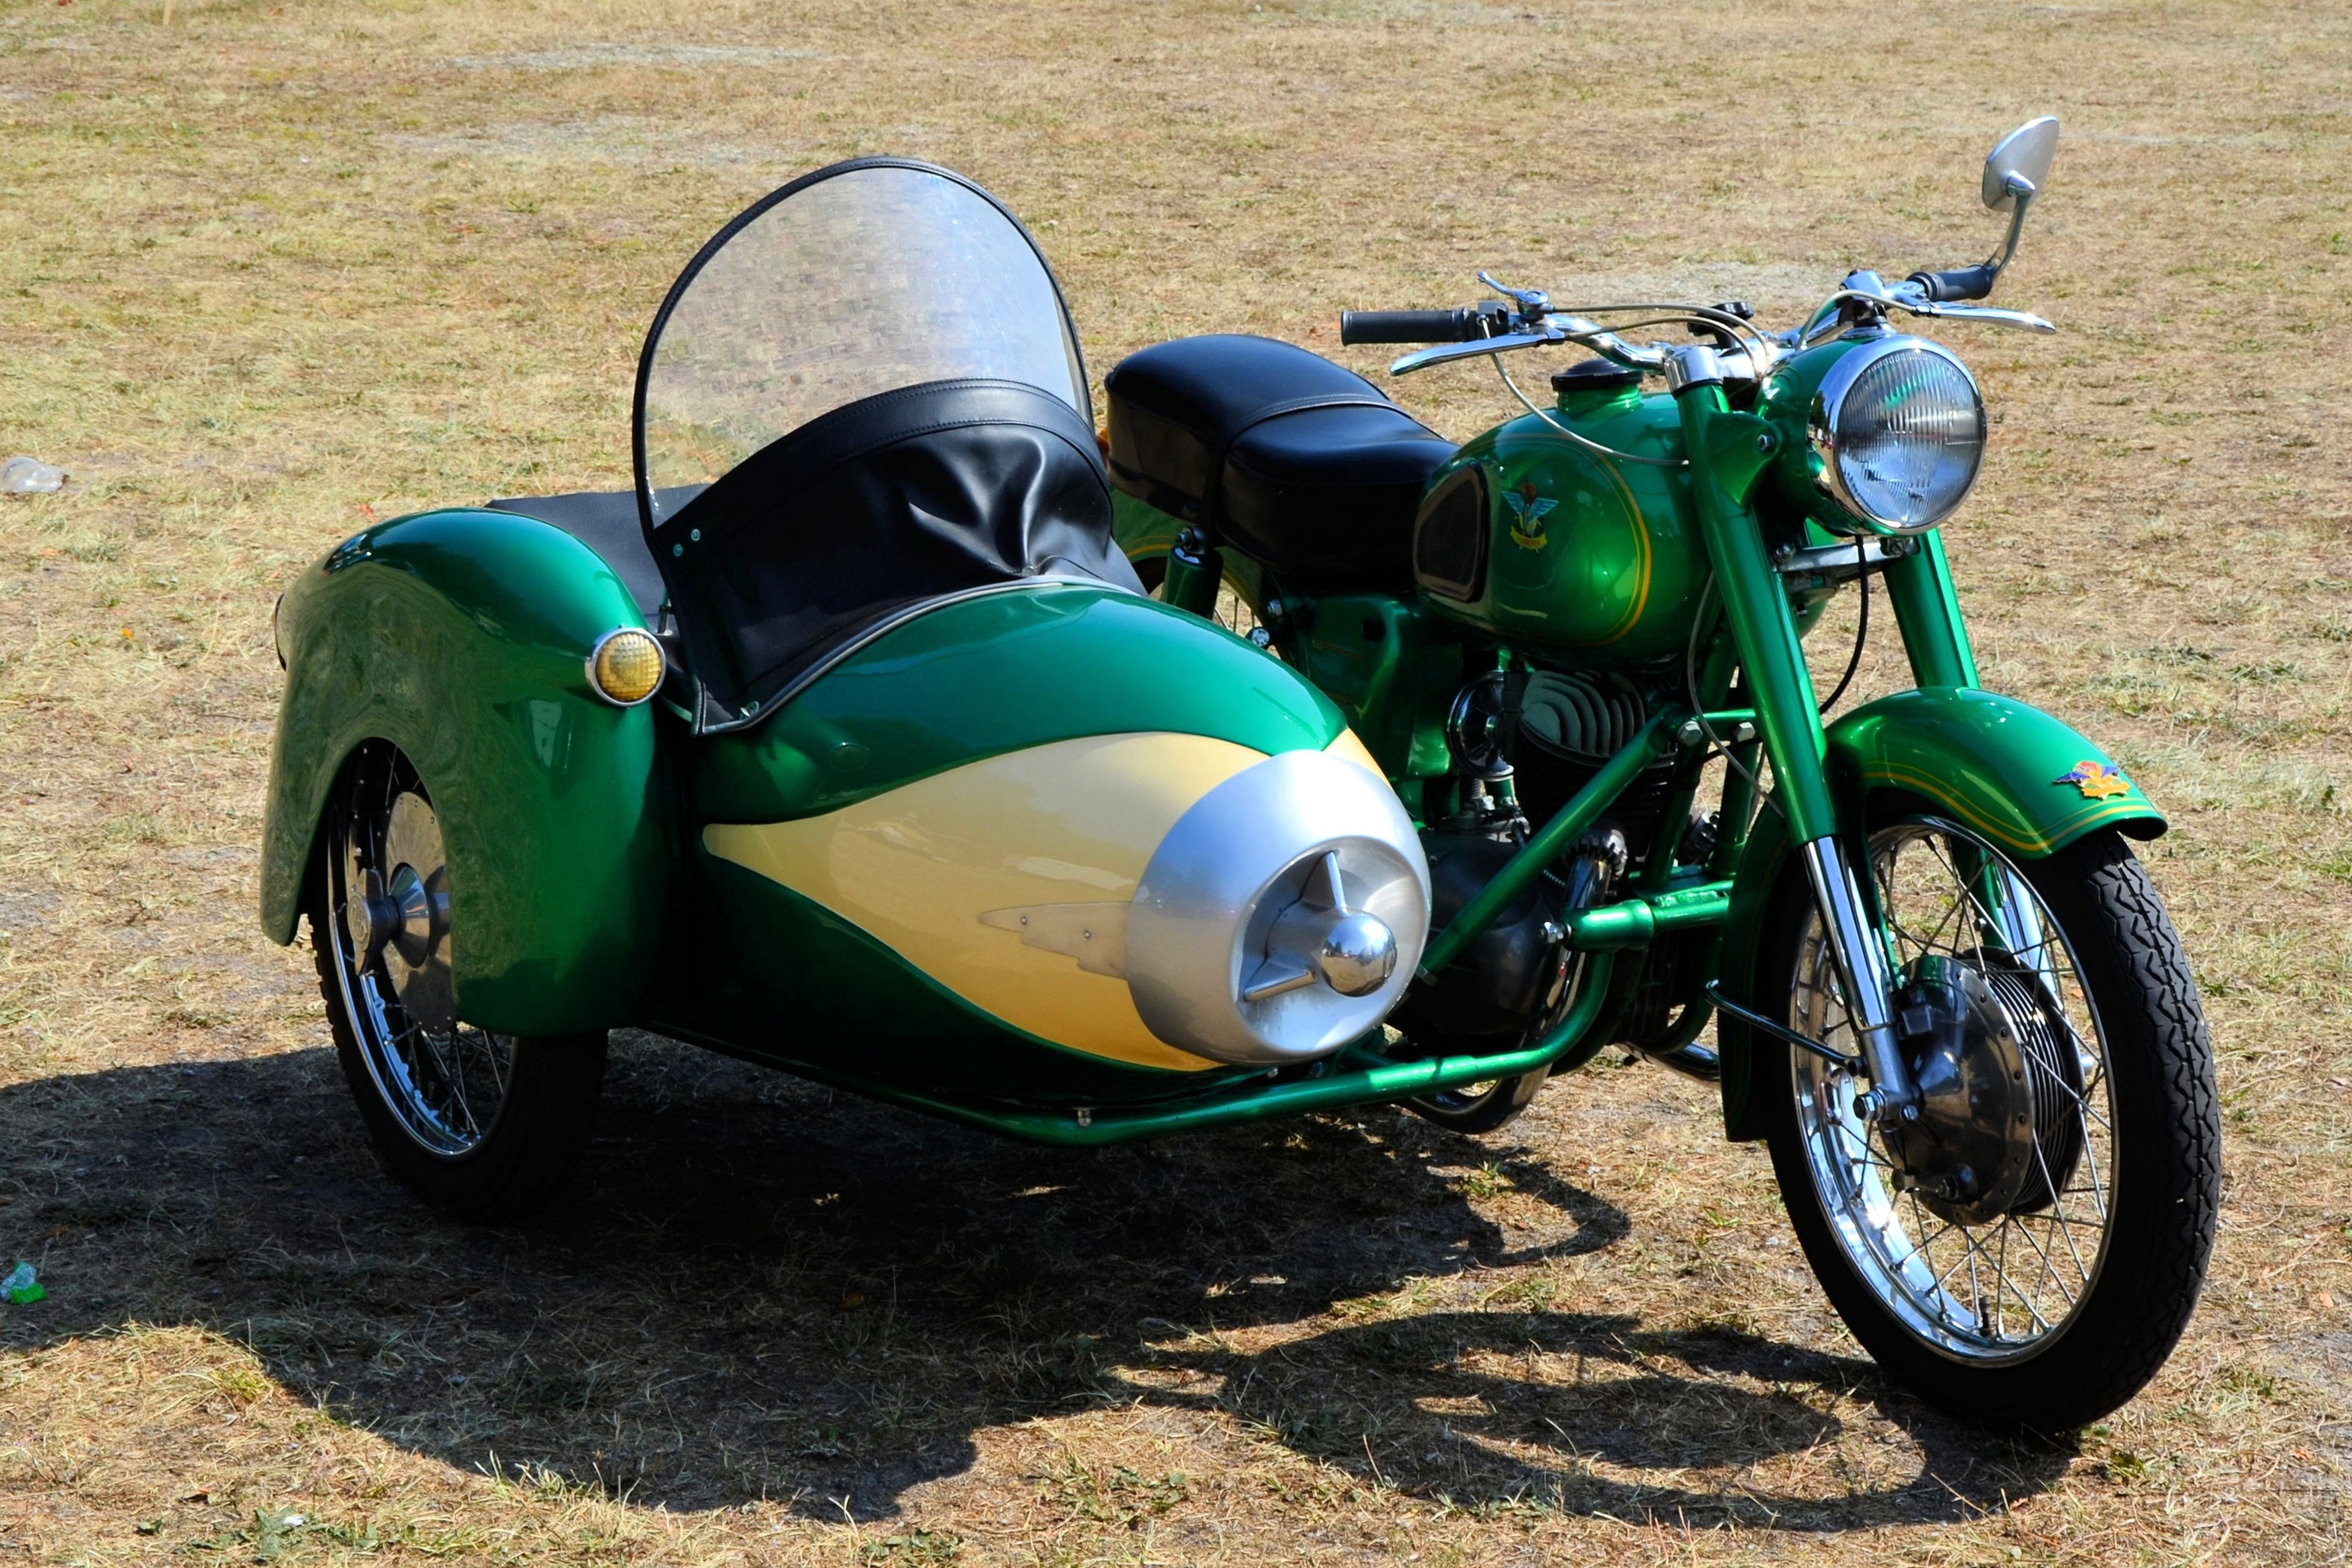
[1761,824,2219,1431]
[309,887,605,1225]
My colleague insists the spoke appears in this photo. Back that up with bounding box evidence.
[1991,1219,2053,1334]
[2005,1215,2082,1308]
[1886,1216,1956,1273]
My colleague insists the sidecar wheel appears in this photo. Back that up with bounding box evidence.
[1757,817,2218,1430]
[309,743,606,1221]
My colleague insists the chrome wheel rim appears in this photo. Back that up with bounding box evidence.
[1788,817,2117,1364]
[325,746,514,1159]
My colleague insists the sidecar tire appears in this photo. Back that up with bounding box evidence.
[305,742,607,1223]
[309,897,607,1223]
[1759,824,2219,1431]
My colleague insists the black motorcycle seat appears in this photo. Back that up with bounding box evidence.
[1105,335,1455,582]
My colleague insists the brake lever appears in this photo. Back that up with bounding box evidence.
[1905,301,2057,334]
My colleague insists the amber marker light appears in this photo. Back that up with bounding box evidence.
[587,627,665,706]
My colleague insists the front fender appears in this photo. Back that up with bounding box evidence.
[258,510,667,1036]
[1713,686,2162,1139]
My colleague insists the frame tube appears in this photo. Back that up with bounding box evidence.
[1415,708,1680,978]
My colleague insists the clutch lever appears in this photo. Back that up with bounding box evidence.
[1389,325,1565,376]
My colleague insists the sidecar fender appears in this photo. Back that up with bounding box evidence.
[1713,686,2163,1140]
[258,510,667,1036]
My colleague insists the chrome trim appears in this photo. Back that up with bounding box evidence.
[1663,345,1722,394]
[1125,750,1430,1065]
[1807,335,1986,536]
[1775,534,1917,588]
[697,574,1137,734]
[584,627,665,708]
[1799,835,1914,1110]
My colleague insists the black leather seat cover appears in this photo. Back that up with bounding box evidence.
[1105,335,1455,582]
[653,378,1142,730]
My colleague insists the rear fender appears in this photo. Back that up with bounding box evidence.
[1713,686,2163,1138]
[259,510,667,1036]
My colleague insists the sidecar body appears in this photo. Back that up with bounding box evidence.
[260,161,1438,1152]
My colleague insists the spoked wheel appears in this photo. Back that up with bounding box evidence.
[1759,812,2218,1429]
[312,742,606,1220]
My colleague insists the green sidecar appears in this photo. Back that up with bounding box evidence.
[260,159,1441,1217]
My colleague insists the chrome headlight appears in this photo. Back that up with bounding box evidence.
[1810,337,1986,534]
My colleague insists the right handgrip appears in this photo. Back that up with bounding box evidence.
[1905,264,1999,303]
[1338,306,1502,346]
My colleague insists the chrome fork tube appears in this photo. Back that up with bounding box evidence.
[1799,835,1917,1111]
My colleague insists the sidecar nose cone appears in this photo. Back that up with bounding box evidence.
[1316,911,1398,997]
[1127,747,1429,1064]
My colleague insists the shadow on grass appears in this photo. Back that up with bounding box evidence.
[0,1032,2075,1528]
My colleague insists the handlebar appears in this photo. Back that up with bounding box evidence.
[1905,264,1999,303]
[1338,305,1508,345]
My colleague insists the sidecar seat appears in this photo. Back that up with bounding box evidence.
[1104,335,1456,584]
[487,491,666,615]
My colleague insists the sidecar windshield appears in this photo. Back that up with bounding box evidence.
[635,161,1089,529]
[629,160,1137,735]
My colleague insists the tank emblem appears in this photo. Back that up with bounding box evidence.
[2054,759,2132,801]
[1504,480,1557,551]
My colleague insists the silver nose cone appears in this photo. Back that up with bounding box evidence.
[1314,911,1398,997]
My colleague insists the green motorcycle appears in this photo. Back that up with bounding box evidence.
[1103,116,2215,1428]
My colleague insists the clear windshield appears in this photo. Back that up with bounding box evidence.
[636,163,1087,530]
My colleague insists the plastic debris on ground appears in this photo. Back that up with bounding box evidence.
[3,1261,44,1304]
[1,456,66,495]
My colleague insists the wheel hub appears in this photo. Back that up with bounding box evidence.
[376,791,455,1030]
[1882,954,2041,1224]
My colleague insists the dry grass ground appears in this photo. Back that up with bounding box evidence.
[0,0,2347,1561]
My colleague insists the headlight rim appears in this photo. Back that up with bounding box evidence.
[1807,335,1987,537]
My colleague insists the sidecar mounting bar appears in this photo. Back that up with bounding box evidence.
[724,955,1622,1148]
[1417,706,1743,979]
[1561,880,1732,951]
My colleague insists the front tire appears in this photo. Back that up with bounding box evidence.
[311,742,606,1221]
[1757,815,2218,1429]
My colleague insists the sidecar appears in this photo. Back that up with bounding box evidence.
[259,159,1457,1214]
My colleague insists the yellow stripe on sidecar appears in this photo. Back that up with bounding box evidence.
[705,732,1267,1072]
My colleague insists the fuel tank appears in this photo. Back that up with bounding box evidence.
[1411,362,1707,668]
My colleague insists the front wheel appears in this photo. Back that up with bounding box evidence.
[311,742,606,1221]
[1757,814,2218,1429]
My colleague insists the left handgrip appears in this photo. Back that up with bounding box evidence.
[1340,307,1492,345]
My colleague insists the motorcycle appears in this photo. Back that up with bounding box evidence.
[1101,116,2216,1429]
[256,126,2216,1433]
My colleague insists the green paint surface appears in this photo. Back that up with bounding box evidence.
[259,509,667,1036]
[692,583,1346,821]
[653,854,1248,1104]
[1421,388,1709,668]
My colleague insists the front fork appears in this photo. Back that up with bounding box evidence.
[1670,349,1918,1113]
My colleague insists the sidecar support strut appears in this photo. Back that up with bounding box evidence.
[1417,705,1752,979]
[714,955,1624,1147]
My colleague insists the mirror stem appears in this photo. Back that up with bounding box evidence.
[1982,175,2037,283]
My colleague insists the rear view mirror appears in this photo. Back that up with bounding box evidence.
[1983,116,2060,212]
